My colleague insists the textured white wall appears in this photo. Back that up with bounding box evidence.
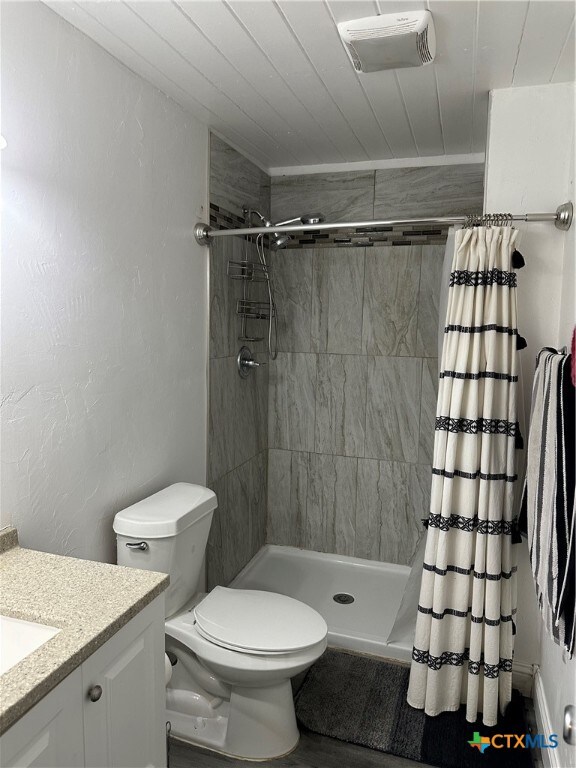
[1,2,209,563]
[486,82,575,766]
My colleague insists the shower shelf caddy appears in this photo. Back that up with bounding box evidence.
[236,299,274,321]
[227,260,269,282]
[227,257,274,343]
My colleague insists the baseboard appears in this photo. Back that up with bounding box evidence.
[513,660,535,697]
[533,668,561,768]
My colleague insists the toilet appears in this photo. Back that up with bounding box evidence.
[113,483,327,760]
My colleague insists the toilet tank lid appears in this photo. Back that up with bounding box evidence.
[113,483,217,538]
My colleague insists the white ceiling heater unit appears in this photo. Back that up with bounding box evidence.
[337,10,436,73]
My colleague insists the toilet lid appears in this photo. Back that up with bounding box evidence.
[193,587,327,654]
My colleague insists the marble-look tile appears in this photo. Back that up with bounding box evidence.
[409,463,433,562]
[416,244,446,357]
[223,463,253,583]
[210,235,270,360]
[362,246,421,356]
[356,459,422,565]
[315,355,367,457]
[249,451,268,556]
[267,449,308,547]
[206,474,227,590]
[354,459,381,562]
[271,171,374,224]
[365,357,422,462]
[272,249,313,352]
[374,164,484,219]
[311,247,365,354]
[210,236,243,359]
[207,452,268,589]
[236,357,268,468]
[242,242,271,357]
[254,360,269,453]
[210,134,270,219]
[208,356,237,483]
[268,353,317,451]
[305,453,357,556]
[418,358,438,466]
[208,351,268,483]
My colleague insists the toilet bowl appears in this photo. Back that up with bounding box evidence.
[114,483,327,760]
[165,587,326,758]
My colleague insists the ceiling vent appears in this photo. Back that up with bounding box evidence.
[337,10,436,73]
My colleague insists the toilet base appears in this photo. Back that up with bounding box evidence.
[168,679,299,760]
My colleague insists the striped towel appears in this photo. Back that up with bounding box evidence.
[521,347,575,657]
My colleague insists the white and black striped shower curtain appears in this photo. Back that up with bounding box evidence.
[407,226,520,727]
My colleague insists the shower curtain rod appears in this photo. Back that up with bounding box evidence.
[194,201,573,245]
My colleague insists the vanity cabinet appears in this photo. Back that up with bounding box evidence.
[82,596,166,768]
[0,668,84,767]
[0,597,166,768]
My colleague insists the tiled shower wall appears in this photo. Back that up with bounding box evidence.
[206,135,484,577]
[206,136,270,589]
[267,165,484,566]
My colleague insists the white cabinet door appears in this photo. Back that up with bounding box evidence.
[0,668,84,767]
[82,597,166,768]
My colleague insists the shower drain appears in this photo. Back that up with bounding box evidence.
[333,593,355,604]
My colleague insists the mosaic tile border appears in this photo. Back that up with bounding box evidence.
[209,203,449,248]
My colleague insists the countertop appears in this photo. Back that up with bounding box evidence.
[0,527,169,735]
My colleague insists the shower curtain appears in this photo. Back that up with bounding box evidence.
[407,225,520,727]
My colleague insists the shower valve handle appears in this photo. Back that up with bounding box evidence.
[237,346,262,378]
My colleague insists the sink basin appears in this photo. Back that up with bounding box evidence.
[0,615,60,674]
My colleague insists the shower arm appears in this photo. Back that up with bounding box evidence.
[194,202,573,244]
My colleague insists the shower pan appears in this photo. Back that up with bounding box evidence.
[230,545,421,663]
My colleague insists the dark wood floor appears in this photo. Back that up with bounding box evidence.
[169,661,540,768]
[169,730,436,768]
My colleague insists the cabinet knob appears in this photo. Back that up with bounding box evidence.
[88,684,103,702]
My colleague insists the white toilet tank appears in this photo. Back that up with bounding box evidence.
[113,483,217,618]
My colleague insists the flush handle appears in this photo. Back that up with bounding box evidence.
[125,541,149,551]
[88,685,103,702]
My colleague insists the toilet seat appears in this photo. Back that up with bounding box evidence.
[167,586,327,656]
[193,587,327,655]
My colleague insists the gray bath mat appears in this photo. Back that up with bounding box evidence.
[295,648,533,768]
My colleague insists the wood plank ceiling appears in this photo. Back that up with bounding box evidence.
[45,0,575,171]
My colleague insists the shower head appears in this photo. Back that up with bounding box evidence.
[274,212,326,227]
[244,208,272,227]
[243,208,326,249]
[270,233,292,250]
[270,212,325,249]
